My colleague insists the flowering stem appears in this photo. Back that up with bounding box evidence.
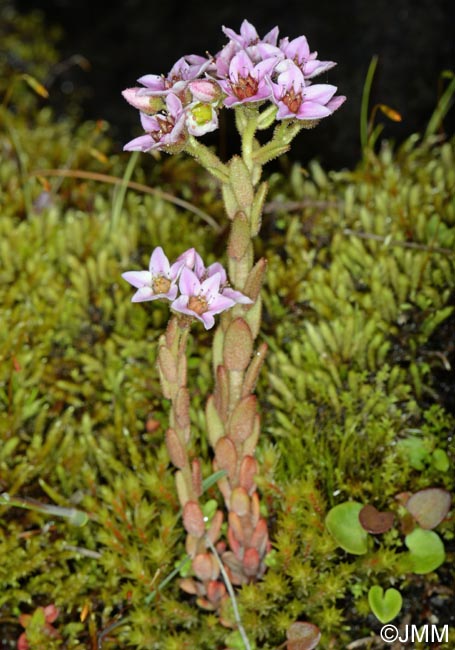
[185,136,230,184]
[238,108,259,173]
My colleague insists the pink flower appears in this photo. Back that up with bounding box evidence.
[123,93,187,152]
[222,19,279,49]
[171,268,236,329]
[218,50,276,107]
[279,35,336,79]
[270,60,345,121]
[215,20,282,77]
[122,246,184,302]
[136,55,211,98]
[192,253,253,306]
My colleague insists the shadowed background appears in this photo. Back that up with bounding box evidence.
[10,0,455,167]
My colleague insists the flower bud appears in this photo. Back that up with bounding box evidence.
[189,79,222,103]
[122,88,164,114]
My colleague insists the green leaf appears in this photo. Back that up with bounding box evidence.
[432,448,450,472]
[368,585,403,623]
[405,528,446,574]
[325,501,369,554]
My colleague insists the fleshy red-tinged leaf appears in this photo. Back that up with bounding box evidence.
[244,258,267,302]
[228,511,245,545]
[359,504,394,534]
[205,395,225,447]
[158,347,177,383]
[215,437,238,481]
[251,518,269,557]
[224,318,253,371]
[229,156,254,211]
[179,577,202,596]
[251,492,260,527]
[191,459,203,497]
[214,365,229,420]
[242,342,268,396]
[183,501,205,538]
[165,428,187,469]
[192,553,218,581]
[242,414,260,456]
[228,396,257,442]
[228,210,251,259]
[406,488,451,530]
[286,622,321,650]
[227,524,242,557]
[238,455,258,493]
[243,547,260,577]
[206,510,223,544]
[207,580,226,604]
[230,487,250,516]
[175,387,190,433]
[175,470,190,507]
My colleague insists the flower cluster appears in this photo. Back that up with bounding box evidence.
[122,247,252,329]
[122,19,345,151]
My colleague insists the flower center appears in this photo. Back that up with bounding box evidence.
[281,87,303,113]
[188,295,208,315]
[231,74,258,100]
[153,276,171,294]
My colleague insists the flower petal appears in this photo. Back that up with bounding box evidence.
[132,286,158,302]
[123,135,155,152]
[149,246,170,276]
[179,267,201,295]
[122,270,152,289]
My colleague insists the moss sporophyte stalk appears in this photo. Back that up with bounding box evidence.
[121,18,345,647]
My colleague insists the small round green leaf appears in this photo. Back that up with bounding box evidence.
[405,528,446,574]
[325,501,369,554]
[368,585,403,623]
[432,449,450,472]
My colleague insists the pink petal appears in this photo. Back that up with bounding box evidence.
[296,101,333,120]
[200,272,222,299]
[149,246,170,276]
[304,59,337,78]
[207,294,236,314]
[200,312,216,329]
[304,84,337,104]
[206,262,227,283]
[263,26,279,45]
[138,74,165,90]
[222,288,253,304]
[132,286,157,302]
[327,94,347,112]
[123,135,154,151]
[230,50,254,80]
[283,35,310,62]
[179,267,201,295]
[122,270,152,288]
